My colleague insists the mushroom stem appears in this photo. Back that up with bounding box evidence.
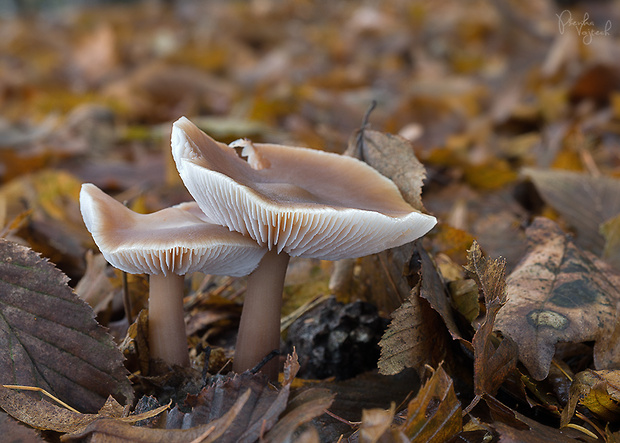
[233,249,290,380]
[148,273,190,367]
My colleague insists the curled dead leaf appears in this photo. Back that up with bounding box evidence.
[561,369,620,426]
[495,217,620,380]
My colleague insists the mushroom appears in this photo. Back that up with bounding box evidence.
[171,117,437,379]
[79,183,266,368]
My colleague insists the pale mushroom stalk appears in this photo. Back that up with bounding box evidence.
[148,274,189,367]
[233,249,290,379]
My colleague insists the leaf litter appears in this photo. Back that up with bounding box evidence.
[3,0,620,441]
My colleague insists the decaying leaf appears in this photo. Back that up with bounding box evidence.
[561,369,620,426]
[464,242,518,407]
[166,352,302,441]
[346,128,427,211]
[377,284,448,376]
[0,384,165,434]
[358,404,395,443]
[377,243,454,376]
[357,241,418,313]
[485,394,593,443]
[74,250,115,314]
[600,213,620,269]
[495,217,620,380]
[0,239,132,412]
[525,168,620,254]
[0,169,90,280]
[264,388,335,442]
[0,411,45,442]
[400,365,462,442]
[63,390,251,443]
[418,244,463,341]
[448,279,479,323]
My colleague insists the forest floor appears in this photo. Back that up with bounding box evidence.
[1,0,620,441]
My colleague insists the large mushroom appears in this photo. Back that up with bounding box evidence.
[171,117,437,379]
[80,183,266,368]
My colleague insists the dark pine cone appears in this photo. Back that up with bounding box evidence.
[284,297,389,380]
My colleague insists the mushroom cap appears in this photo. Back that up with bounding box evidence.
[171,117,437,260]
[79,183,266,276]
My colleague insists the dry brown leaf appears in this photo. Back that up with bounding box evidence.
[485,395,594,443]
[357,241,418,314]
[63,390,251,443]
[263,388,335,442]
[400,365,462,442]
[418,244,463,341]
[103,62,235,123]
[0,385,165,434]
[561,369,620,426]
[0,411,45,442]
[358,404,397,443]
[346,128,427,211]
[74,250,115,314]
[525,168,620,254]
[601,213,620,269]
[464,242,518,406]
[166,352,300,441]
[377,284,449,376]
[314,368,418,438]
[0,239,132,413]
[0,169,89,279]
[495,217,620,380]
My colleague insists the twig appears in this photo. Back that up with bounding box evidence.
[250,350,280,374]
[325,409,360,428]
[355,100,377,161]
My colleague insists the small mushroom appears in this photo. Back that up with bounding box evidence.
[171,117,437,379]
[79,183,266,368]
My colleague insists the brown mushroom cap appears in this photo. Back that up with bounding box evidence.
[171,117,437,260]
[80,183,266,276]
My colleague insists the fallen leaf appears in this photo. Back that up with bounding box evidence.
[464,242,518,406]
[0,239,133,413]
[400,365,462,442]
[463,159,518,190]
[74,250,115,314]
[495,217,620,380]
[429,223,477,266]
[313,368,418,439]
[418,244,463,341]
[358,404,395,443]
[63,389,251,443]
[524,168,620,254]
[0,169,89,280]
[346,127,427,211]
[600,213,620,269]
[167,352,301,441]
[0,411,45,442]
[357,242,419,313]
[561,369,620,426]
[263,388,335,443]
[485,395,593,443]
[448,279,479,323]
[569,63,620,106]
[103,62,235,123]
[0,385,164,434]
[377,284,449,376]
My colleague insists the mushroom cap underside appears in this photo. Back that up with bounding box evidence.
[80,183,266,276]
[172,117,437,260]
